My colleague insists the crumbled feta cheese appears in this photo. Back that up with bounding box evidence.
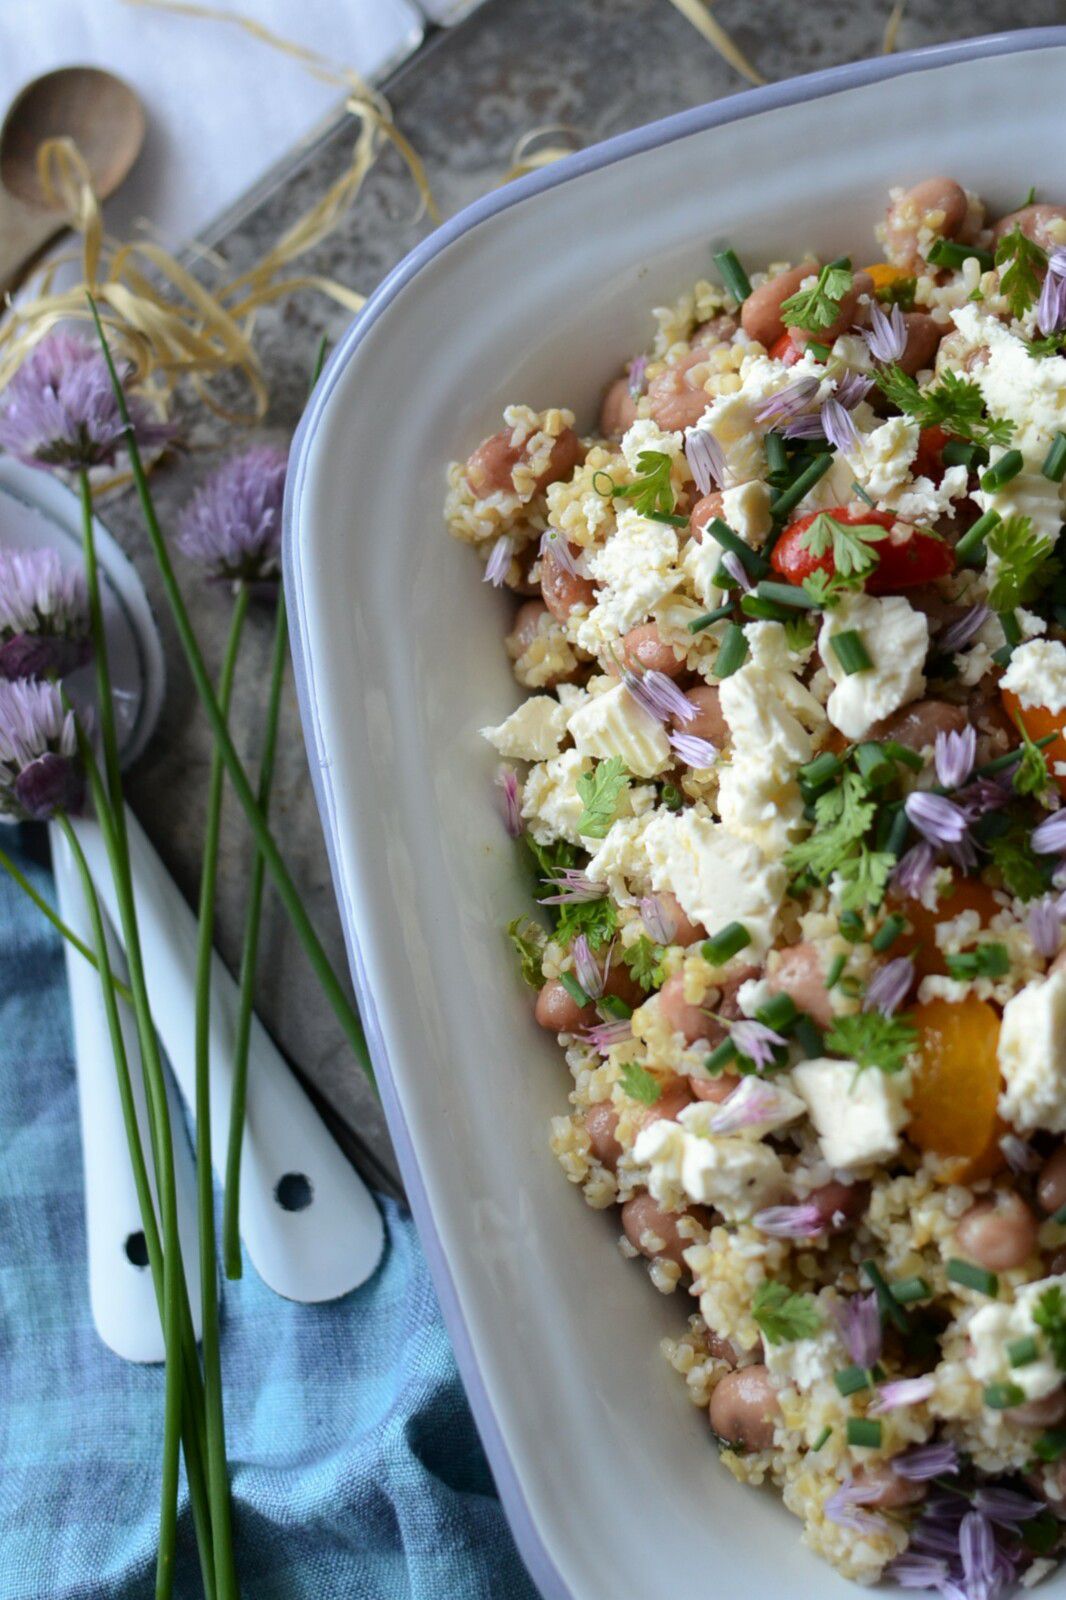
[521,749,590,846]
[969,1274,1066,1403]
[567,681,671,779]
[819,592,928,741]
[764,1314,842,1388]
[721,480,772,546]
[998,969,1066,1133]
[683,536,729,610]
[480,696,568,761]
[642,807,786,954]
[845,416,919,503]
[894,464,969,525]
[633,1110,787,1221]
[582,508,681,637]
[702,1074,806,1138]
[621,417,683,473]
[1001,638,1066,714]
[583,815,654,905]
[791,1058,910,1170]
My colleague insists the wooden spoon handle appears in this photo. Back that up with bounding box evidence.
[0,188,63,297]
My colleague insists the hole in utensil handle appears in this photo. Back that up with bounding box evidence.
[274,1172,313,1212]
[124,1230,150,1268]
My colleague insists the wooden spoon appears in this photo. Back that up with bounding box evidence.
[0,67,146,295]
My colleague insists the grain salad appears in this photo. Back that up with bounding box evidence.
[446,178,1066,1596]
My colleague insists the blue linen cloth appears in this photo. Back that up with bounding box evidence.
[0,828,540,1600]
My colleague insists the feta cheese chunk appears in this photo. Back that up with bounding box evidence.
[1001,638,1066,714]
[998,969,1066,1133]
[969,1275,1066,1404]
[792,1057,910,1170]
[721,480,772,547]
[567,681,671,779]
[583,507,681,636]
[701,1074,806,1139]
[763,1311,842,1388]
[845,416,919,504]
[819,592,928,741]
[633,1104,787,1220]
[521,749,590,846]
[642,808,787,954]
[480,696,568,761]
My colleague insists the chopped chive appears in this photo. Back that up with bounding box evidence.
[705,517,766,577]
[756,993,798,1033]
[824,953,846,990]
[846,1418,883,1448]
[702,921,752,966]
[705,1038,739,1074]
[560,972,589,1008]
[831,630,873,675]
[834,1365,871,1397]
[799,751,842,790]
[598,994,632,1020]
[765,432,788,478]
[850,479,876,508]
[810,1425,832,1452]
[854,742,895,788]
[991,643,1014,668]
[862,1259,911,1333]
[793,1016,824,1058]
[998,609,1022,647]
[646,510,688,527]
[955,508,1001,566]
[660,783,684,812]
[688,604,733,634]
[714,623,749,680]
[712,561,741,591]
[891,1276,932,1305]
[883,739,924,773]
[984,1381,1026,1410]
[755,579,823,611]
[974,731,1057,779]
[944,943,1010,980]
[713,247,752,304]
[1042,431,1066,484]
[807,340,831,363]
[946,1258,999,1297]
[741,595,792,622]
[926,238,994,272]
[884,806,911,860]
[872,914,906,953]
[839,910,865,944]
[941,439,984,471]
[769,453,834,525]
[980,449,1024,492]
[1008,1335,1040,1368]
[1033,1429,1066,1461]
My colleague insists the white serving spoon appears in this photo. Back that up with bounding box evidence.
[0,458,384,1332]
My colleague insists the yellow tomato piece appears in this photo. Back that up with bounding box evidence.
[1002,687,1066,797]
[908,997,1004,1183]
[892,877,1001,979]
[862,262,913,293]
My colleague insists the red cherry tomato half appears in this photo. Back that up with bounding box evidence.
[769,331,804,367]
[771,505,955,593]
[913,425,951,484]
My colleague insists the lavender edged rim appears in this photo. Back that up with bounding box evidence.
[283,27,1066,1600]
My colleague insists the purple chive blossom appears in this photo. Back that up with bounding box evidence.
[721,550,752,591]
[0,679,83,821]
[957,776,1012,820]
[729,1019,786,1071]
[627,355,648,400]
[999,1133,1040,1174]
[862,301,908,364]
[754,377,819,424]
[621,664,697,726]
[1029,895,1063,958]
[571,934,604,999]
[820,397,859,454]
[540,868,607,904]
[945,831,979,874]
[752,1203,823,1239]
[540,527,579,577]
[904,790,971,847]
[709,1078,788,1135]
[684,428,727,495]
[483,534,514,587]
[494,763,522,838]
[0,331,173,471]
[1054,859,1066,891]
[834,1292,882,1368]
[1037,267,1066,337]
[669,730,719,769]
[640,893,677,945]
[780,411,828,441]
[0,547,90,680]
[581,1018,632,1053]
[1032,809,1066,856]
[972,1487,1045,1528]
[870,1376,935,1414]
[1049,249,1066,281]
[887,1553,951,1591]
[892,840,937,900]
[835,370,873,410]
[893,1441,960,1482]
[863,956,915,1017]
[959,1511,999,1600]
[939,605,991,655]
[178,445,287,585]
[935,725,977,790]
[824,1480,888,1537]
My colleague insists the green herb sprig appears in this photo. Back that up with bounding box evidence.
[780,260,853,333]
[753,1279,822,1344]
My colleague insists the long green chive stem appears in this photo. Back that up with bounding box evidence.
[687,603,733,634]
[222,589,287,1280]
[76,470,182,1599]
[56,812,216,1600]
[704,517,765,577]
[926,238,994,272]
[0,843,133,1003]
[755,580,822,611]
[1042,431,1066,484]
[768,453,833,525]
[88,297,375,1089]
[954,508,1001,566]
[713,247,752,303]
[194,591,248,1596]
[713,622,748,679]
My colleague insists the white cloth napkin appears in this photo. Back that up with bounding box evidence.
[0,0,424,246]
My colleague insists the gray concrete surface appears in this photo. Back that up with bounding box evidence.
[100,0,1065,1190]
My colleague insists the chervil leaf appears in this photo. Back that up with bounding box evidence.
[944,943,1010,980]
[781,262,853,333]
[523,834,578,882]
[785,772,876,883]
[835,846,894,913]
[576,756,629,839]
[554,895,618,952]
[988,815,1053,901]
[986,515,1060,611]
[801,568,859,609]
[784,614,817,652]
[875,274,917,311]
[612,450,676,518]
[824,1011,918,1075]
[1034,1286,1066,1372]
[1010,712,1052,798]
[995,225,1048,321]
[507,916,546,987]
[622,935,666,992]
[753,1280,822,1345]
[1027,333,1066,360]
[875,365,1015,449]
[619,1061,662,1106]
[800,513,888,580]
